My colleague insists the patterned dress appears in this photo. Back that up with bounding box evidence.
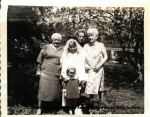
[37,44,63,101]
[84,42,106,94]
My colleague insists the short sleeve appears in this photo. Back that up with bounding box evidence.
[37,48,45,64]
[101,43,107,54]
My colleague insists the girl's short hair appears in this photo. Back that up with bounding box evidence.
[51,33,62,41]
[87,28,98,36]
[66,66,76,76]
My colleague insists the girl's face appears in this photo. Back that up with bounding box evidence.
[68,69,76,77]
[68,42,77,53]
[67,67,76,78]
[69,46,77,53]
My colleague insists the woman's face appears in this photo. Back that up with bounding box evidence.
[88,32,97,44]
[78,32,85,43]
[52,37,61,47]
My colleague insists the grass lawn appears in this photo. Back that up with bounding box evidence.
[103,62,144,114]
[8,62,144,114]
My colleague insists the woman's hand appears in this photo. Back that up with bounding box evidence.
[36,65,41,77]
[85,65,90,73]
[94,65,102,73]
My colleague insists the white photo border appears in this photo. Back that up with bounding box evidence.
[1,0,150,117]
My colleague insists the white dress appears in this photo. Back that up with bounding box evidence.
[61,52,87,81]
[60,39,87,106]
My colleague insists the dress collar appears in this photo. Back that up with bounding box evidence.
[50,44,62,51]
[89,41,97,46]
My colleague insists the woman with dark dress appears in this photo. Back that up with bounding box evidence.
[36,33,63,114]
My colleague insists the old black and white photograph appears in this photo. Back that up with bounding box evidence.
[6,5,144,115]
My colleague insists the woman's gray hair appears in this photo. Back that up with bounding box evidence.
[51,33,62,41]
[87,28,98,36]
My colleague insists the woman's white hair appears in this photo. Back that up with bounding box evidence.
[87,28,98,36]
[51,33,62,41]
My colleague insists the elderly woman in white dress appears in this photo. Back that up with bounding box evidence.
[84,28,108,103]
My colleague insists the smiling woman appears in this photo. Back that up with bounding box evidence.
[51,33,62,48]
[36,33,63,115]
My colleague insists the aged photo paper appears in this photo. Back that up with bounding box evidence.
[1,0,150,117]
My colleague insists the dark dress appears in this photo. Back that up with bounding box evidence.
[37,44,63,101]
[65,79,80,108]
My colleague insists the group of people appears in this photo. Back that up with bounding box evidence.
[36,28,108,115]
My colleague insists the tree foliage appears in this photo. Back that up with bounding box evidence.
[8,6,144,80]
[32,6,144,71]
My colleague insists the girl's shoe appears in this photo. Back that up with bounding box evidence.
[36,108,42,115]
[69,110,72,114]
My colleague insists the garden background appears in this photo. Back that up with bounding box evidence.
[7,6,144,114]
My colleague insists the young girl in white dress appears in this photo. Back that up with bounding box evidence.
[60,39,87,114]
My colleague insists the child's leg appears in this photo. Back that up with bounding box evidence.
[36,99,42,114]
[99,91,104,103]
[68,99,77,114]
[71,107,75,114]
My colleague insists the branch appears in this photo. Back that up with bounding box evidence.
[113,27,137,70]
[105,11,115,18]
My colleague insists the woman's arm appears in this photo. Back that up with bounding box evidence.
[37,48,46,65]
[95,43,108,72]
[36,48,46,76]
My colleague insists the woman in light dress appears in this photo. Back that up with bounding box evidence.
[83,28,108,103]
